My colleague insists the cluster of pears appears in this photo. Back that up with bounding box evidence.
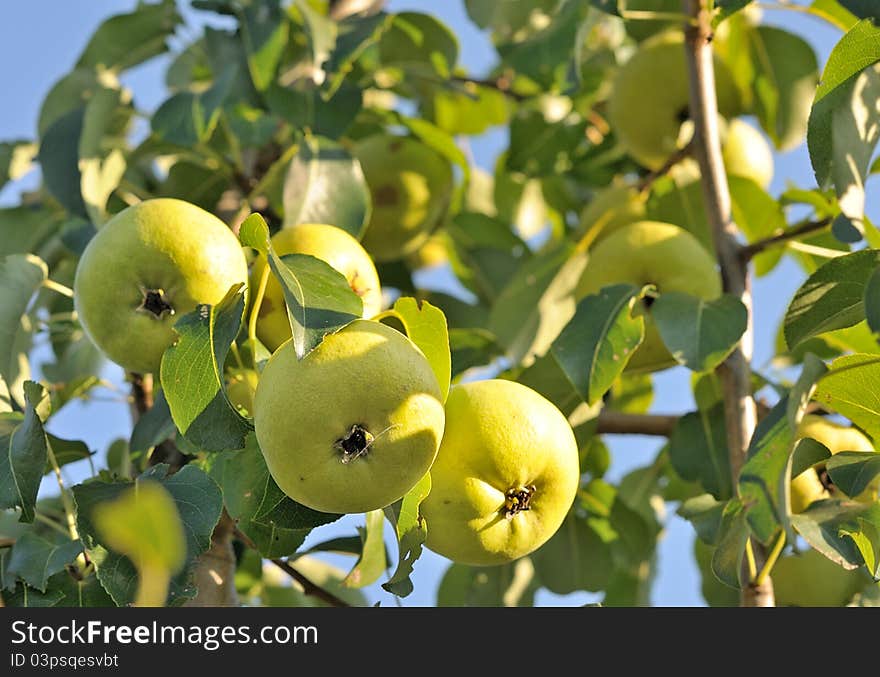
[73,189,579,568]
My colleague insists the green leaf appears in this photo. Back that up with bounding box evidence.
[282,136,371,238]
[129,389,175,454]
[531,510,613,594]
[791,438,832,478]
[808,20,880,187]
[652,293,747,372]
[507,107,587,178]
[787,353,828,430]
[73,464,223,606]
[841,517,880,580]
[38,69,109,137]
[160,285,252,453]
[548,284,647,406]
[0,206,64,258]
[209,435,339,558]
[729,176,786,276]
[324,13,390,99]
[749,26,819,151]
[711,498,749,589]
[151,67,235,147]
[380,12,458,78]
[668,405,732,500]
[814,353,880,439]
[40,108,88,218]
[791,500,880,570]
[838,1,880,21]
[428,82,509,136]
[808,0,860,31]
[238,0,289,91]
[239,213,362,359]
[79,86,131,225]
[0,141,36,191]
[437,559,539,607]
[449,328,504,378]
[866,267,880,335]
[739,396,793,544]
[381,473,430,597]
[343,509,386,589]
[0,254,46,407]
[293,0,337,77]
[5,532,82,592]
[678,494,727,545]
[381,297,451,403]
[784,249,880,349]
[76,0,180,73]
[827,451,880,498]
[0,383,48,523]
[46,434,93,474]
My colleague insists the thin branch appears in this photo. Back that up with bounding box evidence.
[683,0,768,607]
[450,74,528,102]
[270,559,352,608]
[0,538,15,548]
[596,411,678,436]
[741,218,832,260]
[129,372,154,415]
[637,140,695,193]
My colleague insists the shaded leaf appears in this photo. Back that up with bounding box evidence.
[39,108,87,218]
[865,266,880,335]
[382,473,430,597]
[669,405,732,500]
[5,532,82,592]
[827,451,880,498]
[791,500,880,570]
[0,255,46,407]
[343,509,386,589]
[711,498,749,589]
[437,558,538,607]
[129,389,175,454]
[0,383,48,523]
[532,511,613,594]
[678,494,727,545]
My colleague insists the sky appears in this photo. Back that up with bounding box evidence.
[0,1,873,607]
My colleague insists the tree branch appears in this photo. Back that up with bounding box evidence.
[741,218,832,260]
[270,558,352,608]
[184,511,239,607]
[450,74,528,102]
[683,0,768,607]
[637,140,694,193]
[596,411,678,436]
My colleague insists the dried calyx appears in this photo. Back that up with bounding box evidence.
[503,485,536,519]
[335,424,375,464]
[139,288,174,318]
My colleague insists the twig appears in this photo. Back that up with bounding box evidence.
[683,0,768,607]
[596,411,678,436]
[741,218,832,260]
[129,372,154,415]
[0,538,15,548]
[270,558,352,608]
[637,140,694,193]
[450,74,527,102]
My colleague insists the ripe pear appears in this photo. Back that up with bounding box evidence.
[575,221,721,373]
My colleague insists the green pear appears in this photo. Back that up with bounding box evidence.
[772,549,868,607]
[722,118,774,189]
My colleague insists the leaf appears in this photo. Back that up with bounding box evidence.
[5,571,114,608]
[39,108,87,218]
[668,405,732,500]
[428,82,509,136]
[652,293,747,372]
[809,0,859,31]
[711,498,749,589]
[436,558,539,607]
[92,481,186,607]
[324,13,390,99]
[238,0,288,91]
[0,140,36,191]
[678,494,727,545]
[729,176,787,276]
[160,284,252,452]
[827,451,880,498]
[46,434,94,474]
[814,353,880,439]
[0,383,48,523]
[808,20,880,187]
[531,511,614,594]
[343,509,386,589]
[787,353,828,430]
[0,254,46,407]
[282,136,371,239]
[209,435,340,558]
[841,517,880,580]
[784,249,880,349]
[865,266,880,335]
[151,67,235,147]
[239,213,362,359]
[749,26,819,151]
[5,532,82,592]
[79,86,131,225]
[73,464,223,606]
[381,473,430,597]
[0,206,64,258]
[548,284,647,406]
[76,0,180,73]
[739,396,793,544]
[791,500,880,570]
[379,297,450,403]
[449,328,504,378]
[379,11,458,78]
[838,1,880,21]
[129,389,175,454]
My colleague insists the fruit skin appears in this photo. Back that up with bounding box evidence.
[722,118,774,189]
[253,319,445,514]
[421,379,579,566]
[772,549,867,607]
[577,184,647,247]
[73,198,248,374]
[609,31,741,170]
[354,134,453,262]
[575,221,721,373]
[252,224,383,352]
[226,368,259,418]
[790,414,876,512]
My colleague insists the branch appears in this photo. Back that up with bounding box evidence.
[184,512,239,607]
[637,140,694,193]
[450,74,527,102]
[683,0,768,607]
[270,558,352,608]
[129,372,154,415]
[0,538,15,548]
[596,411,678,436]
[741,218,832,260]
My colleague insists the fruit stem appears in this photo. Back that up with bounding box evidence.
[42,278,74,298]
[248,263,271,346]
[754,531,786,587]
[744,537,758,582]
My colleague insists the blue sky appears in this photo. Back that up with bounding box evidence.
[0,1,872,606]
